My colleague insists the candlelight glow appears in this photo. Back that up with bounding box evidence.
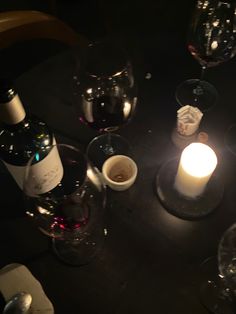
[181,143,217,178]
[174,143,218,198]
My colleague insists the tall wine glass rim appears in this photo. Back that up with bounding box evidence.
[83,40,132,79]
[86,66,130,79]
[219,223,236,244]
[217,222,236,272]
[87,39,128,55]
[23,143,106,198]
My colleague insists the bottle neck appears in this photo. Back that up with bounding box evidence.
[0,94,26,125]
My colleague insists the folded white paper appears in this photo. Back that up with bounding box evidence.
[0,263,54,313]
[177,105,203,136]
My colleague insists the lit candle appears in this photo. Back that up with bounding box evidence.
[174,143,217,199]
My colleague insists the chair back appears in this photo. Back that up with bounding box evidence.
[0,10,87,49]
[0,10,88,78]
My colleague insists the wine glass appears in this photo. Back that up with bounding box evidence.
[200,223,236,313]
[176,0,236,112]
[73,40,137,170]
[23,143,106,266]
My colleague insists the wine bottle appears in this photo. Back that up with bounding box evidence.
[0,80,63,193]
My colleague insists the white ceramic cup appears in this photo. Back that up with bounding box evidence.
[102,155,138,191]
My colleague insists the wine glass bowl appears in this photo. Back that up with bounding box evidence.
[23,143,106,266]
[176,0,236,112]
[188,0,236,68]
[200,223,236,313]
[73,40,137,169]
[218,224,236,294]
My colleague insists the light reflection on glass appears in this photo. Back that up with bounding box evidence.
[37,206,51,215]
[123,101,132,118]
[211,40,218,50]
[86,88,93,94]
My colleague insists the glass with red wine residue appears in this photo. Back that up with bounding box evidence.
[23,144,106,266]
[73,40,137,170]
[200,223,236,314]
[176,0,236,112]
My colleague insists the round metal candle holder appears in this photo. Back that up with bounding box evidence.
[156,158,224,220]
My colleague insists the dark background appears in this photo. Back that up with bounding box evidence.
[0,0,197,79]
[0,0,196,39]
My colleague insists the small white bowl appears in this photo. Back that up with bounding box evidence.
[102,155,138,191]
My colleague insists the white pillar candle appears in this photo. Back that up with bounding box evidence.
[174,143,217,199]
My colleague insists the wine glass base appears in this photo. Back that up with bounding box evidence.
[52,231,106,266]
[199,257,236,314]
[86,133,131,170]
[176,79,218,112]
[156,158,224,220]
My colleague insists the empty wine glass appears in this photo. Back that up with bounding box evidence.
[200,223,236,313]
[176,0,236,112]
[73,40,137,170]
[23,143,106,266]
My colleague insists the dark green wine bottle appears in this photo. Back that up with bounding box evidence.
[0,80,63,192]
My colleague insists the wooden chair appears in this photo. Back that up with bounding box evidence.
[0,10,88,78]
[0,10,87,49]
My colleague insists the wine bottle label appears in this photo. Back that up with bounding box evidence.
[3,143,64,194]
[0,95,26,124]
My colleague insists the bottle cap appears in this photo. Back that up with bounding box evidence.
[0,79,16,103]
[0,79,26,124]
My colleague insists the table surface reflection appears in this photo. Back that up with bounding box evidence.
[1,33,236,314]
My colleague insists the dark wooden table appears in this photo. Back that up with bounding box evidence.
[1,28,236,313]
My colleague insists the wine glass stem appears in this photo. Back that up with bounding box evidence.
[107,131,111,147]
[103,132,115,156]
[200,66,206,81]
